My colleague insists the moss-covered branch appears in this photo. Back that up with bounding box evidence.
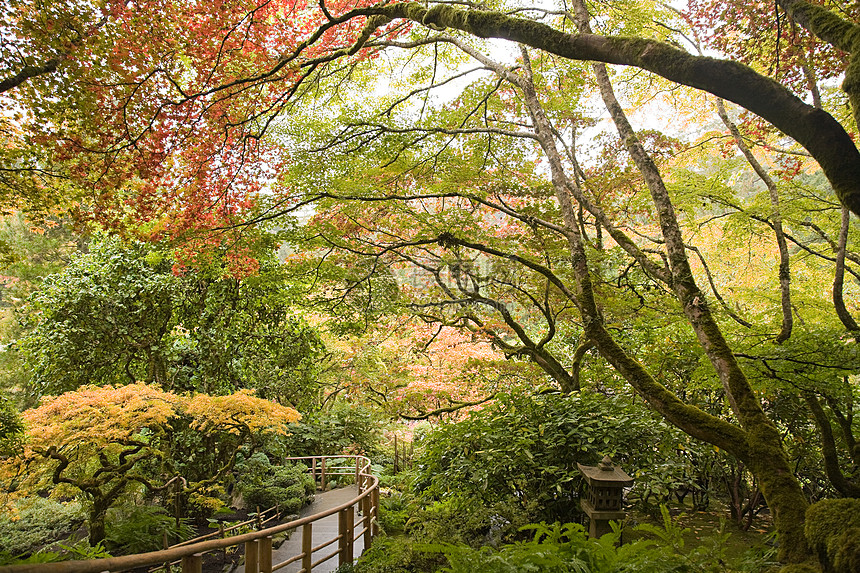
[354,1,860,217]
[776,0,860,53]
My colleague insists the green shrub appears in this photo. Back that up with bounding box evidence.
[406,495,537,549]
[284,402,382,457]
[57,539,112,560]
[104,505,195,554]
[236,454,315,512]
[0,498,84,557]
[414,391,693,527]
[0,392,23,456]
[0,549,63,566]
[379,492,411,534]
[425,515,770,573]
[354,536,447,573]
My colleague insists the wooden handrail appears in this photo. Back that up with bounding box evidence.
[0,455,379,573]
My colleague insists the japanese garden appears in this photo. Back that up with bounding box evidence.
[0,0,859,571]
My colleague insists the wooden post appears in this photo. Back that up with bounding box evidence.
[338,507,348,568]
[320,457,327,491]
[245,539,258,573]
[355,457,360,485]
[311,457,317,487]
[362,494,372,549]
[371,487,379,537]
[338,507,347,568]
[259,536,273,573]
[301,523,313,573]
[347,505,355,564]
[180,553,202,573]
[394,435,398,474]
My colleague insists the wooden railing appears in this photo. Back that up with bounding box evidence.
[0,455,380,573]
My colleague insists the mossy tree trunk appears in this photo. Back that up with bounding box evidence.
[444,7,813,560]
[88,495,111,546]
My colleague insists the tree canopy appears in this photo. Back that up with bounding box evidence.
[17,235,325,406]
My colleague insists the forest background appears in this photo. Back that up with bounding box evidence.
[0,0,859,571]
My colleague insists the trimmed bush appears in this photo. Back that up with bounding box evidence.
[236,454,315,513]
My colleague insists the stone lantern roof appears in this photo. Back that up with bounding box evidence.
[577,455,634,488]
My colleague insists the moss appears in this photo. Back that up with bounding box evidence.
[831,527,860,573]
[784,0,860,52]
[805,499,860,572]
[746,446,809,564]
[779,564,821,573]
[805,499,860,548]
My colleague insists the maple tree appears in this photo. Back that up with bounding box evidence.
[273,4,859,564]
[0,0,396,228]
[315,319,536,420]
[2,0,860,227]
[0,383,299,544]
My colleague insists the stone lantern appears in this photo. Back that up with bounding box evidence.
[577,455,634,538]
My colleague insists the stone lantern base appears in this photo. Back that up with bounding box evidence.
[581,499,626,538]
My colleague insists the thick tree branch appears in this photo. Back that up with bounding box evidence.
[351,1,860,217]
[833,207,860,332]
[0,57,63,94]
[803,392,860,497]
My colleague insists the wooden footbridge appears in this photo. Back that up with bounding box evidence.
[0,455,380,573]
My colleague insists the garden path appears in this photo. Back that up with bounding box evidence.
[271,485,365,572]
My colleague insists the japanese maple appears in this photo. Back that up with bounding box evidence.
[2,383,299,543]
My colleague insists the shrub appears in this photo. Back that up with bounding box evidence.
[104,505,195,554]
[378,491,411,534]
[414,391,691,527]
[236,454,315,513]
[0,392,23,456]
[406,495,537,549]
[354,537,447,573]
[421,514,772,573]
[285,402,382,457]
[0,498,84,557]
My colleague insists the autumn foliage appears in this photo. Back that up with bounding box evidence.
[3,0,401,236]
[1,383,300,543]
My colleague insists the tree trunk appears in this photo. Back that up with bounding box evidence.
[443,8,816,563]
[568,0,811,559]
[88,497,110,545]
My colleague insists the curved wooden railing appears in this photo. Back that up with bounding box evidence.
[0,455,380,573]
